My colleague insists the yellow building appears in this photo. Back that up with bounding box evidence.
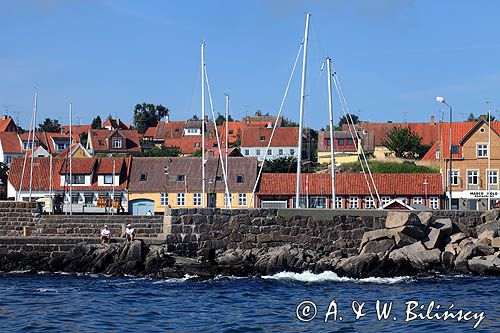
[317,130,374,164]
[127,157,257,214]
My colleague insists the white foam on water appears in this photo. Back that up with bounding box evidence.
[153,274,199,284]
[261,271,412,284]
[36,288,58,293]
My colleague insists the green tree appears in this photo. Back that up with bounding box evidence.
[338,113,359,128]
[467,113,476,122]
[262,156,297,173]
[91,116,102,129]
[140,146,180,157]
[466,113,496,121]
[38,118,61,132]
[133,103,169,134]
[215,113,234,126]
[189,114,200,121]
[382,127,424,158]
[79,132,88,147]
[282,116,299,127]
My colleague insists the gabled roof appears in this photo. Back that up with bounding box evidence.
[163,136,218,155]
[41,132,80,155]
[58,143,92,158]
[103,118,130,130]
[0,116,18,132]
[88,129,141,153]
[380,199,414,210]
[240,127,299,148]
[317,130,375,152]
[258,173,443,196]
[61,125,91,135]
[217,121,269,145]
[345,122,440,146]
[60,158,96,174]
[458,119,500,145]
[0,132,22,154]
[128,157,258,192]
[96,157,125,174]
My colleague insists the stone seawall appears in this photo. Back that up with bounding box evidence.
[164,208,485,257]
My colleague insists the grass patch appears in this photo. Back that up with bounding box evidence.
[340,160,439,174]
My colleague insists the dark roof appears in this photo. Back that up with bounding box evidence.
[128,157,258,193]
[88,129,141,153]
[317,130,375,152]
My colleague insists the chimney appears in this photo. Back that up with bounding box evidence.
[165,114,170,123]
[255,110,261,117]
[204,115,208,122]
[431,115,435,124]
[1,115,6,120]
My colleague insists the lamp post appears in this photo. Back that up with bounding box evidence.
[423,179,428,207]
[436,96,453,210]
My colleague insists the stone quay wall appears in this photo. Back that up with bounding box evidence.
[164,208,486,257]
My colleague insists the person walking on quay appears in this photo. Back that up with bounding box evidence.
[125,224,135,242]
[100,225,111,244]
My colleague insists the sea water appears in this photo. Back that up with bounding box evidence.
[0,272,498,332]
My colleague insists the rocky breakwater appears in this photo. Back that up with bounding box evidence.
[334,210,500,277]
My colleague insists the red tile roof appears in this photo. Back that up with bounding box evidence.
[103,118,131,130]
[258,173,443,196]
[0,117,18,132]
[96,157,125,174]
[0,132,22,154]
[217,121,269,145]
[61,125,91,135]
[60,158,96,174]
[88,129,141,153]
[8,156,130,191]
[163,136,218,155]
[345,122,440,146]
[241,127,299,148]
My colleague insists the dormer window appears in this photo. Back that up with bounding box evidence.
[98,140,104,145]
[23,142,32,150]
[104,174,113,184]
[70,175,85,184]
[113,139,122,149]
[57,143,66,151]
[236,174,244,183]
[140,173,147,181]
[228,130,234,134]
[260,136,265,141]
[177,175,185,181]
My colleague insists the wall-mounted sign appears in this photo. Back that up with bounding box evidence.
[452,190,500,199]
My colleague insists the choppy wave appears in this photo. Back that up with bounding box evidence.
[36,288,58,293]
[153,274,200,284]
[261,271,412,284]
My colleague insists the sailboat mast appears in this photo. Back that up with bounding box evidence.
[225,94,229,181]
[201,42,206,208]
[488,106,491,210]
[69,103,73,215]
[28,89,38,202]
[295,13,310,208]
[326,57,336,208]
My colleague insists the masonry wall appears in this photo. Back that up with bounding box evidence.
[164,208,485,257]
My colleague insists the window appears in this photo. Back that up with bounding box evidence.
[349,196,359,209]
[338,138,344,146]
[229,130,233,134]
[467,170,479,185]
[449,170,460,186]
[177,175,185,181]
[267,149,272,155]
[160,193,168,206]
[5,156,12,166]
[381,196,391,206]
[260,136,266,141]
[70,175,85,184]
[244,149,249,156]
[347,138,353,146]
[140,173,147,181]
[57,143,66,151]
[113,139,122,149]
[477,143,488,158]
[98,140,103,145]
[309,196,327,209]
[335,197,342,209]
[413,197,423,205]
[194,142,200,148]
[487,170,499,186]
[256,149,261,156]
[451,145,459,155]
[236,175,244,183]
[292,196,307,208]
[279,149,283,155]
[215,176,223,181]
[193,193,201,206]
[429,196,439,209]
[104,175,113,185]
[238,193,247,206]
[290,149,295,155]
[365,196,374,209]
[177,193,185,206]
[71,194,79,204]
[23,141,32,150]
[435,149,440,160]
[84,194,93,205]
[224,193,233,206]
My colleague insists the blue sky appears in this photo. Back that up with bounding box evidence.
[2,0,500,130]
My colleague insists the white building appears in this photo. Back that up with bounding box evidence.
[240,127,301,161]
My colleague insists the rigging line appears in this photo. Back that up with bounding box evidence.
[331,73,375,204]
[204,66,232,208]
[18,92,36,201]
[332,69,381,204]
[186,60,200,120]
[247,42,304,208]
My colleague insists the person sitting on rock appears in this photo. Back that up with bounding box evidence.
[125,224,135,242]
[100,225,111,244]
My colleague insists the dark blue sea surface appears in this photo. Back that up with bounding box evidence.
[0,271,498,332]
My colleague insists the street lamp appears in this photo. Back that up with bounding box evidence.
[423,179,428,207]
[436,96,453,210]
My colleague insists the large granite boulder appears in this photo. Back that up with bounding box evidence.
[385,212,421,229]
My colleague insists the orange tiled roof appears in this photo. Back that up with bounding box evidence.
[241,127,299,148]
[258,173,443,196]
[0,132,22,154]
[345,122,440,146]
[163,136,218,154]
[217,121,269,145]
[61,125,91,135]
[0,117,18,132]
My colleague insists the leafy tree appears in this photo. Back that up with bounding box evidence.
[262,156,298,173]
[282,116,299,127]
[467,113,496,122]
[79,132,88,147]
[91,116,102,129]
[467,113,476,122]
[340,160,438,174]
[338,113,359,128]
[382,127,424,158]
[215,113,234,126]
[140,146,180,157]
[133,103,169,134]
[189,115,200,121]
[38,118,61,132]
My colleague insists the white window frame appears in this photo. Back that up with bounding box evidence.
[57,143,66,151]
[177,193,185,206]
[335,197,342,209]
[160,192,168,206]
[380,196,391,206]
[449,170,460,186]
[256,149,261,156]
[224,192,233,206]
[429,196,439,209]
[193,193,201,206]
[364,196,374,209]
[413,197,423,205]
[349,196,359,209]
[113,139,122,149]
[278,149,283,155]
[238,193,247,206]
[476,143,488,158]
[267,149,272,155]
[290,149,295,155]
[467,170,479,186]
[103,174,113,185]
[487,169,499,185]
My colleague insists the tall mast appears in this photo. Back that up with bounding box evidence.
[295,13,310,208]
[326,57,336,208]
[28,89,38,201]
[112,159,116,215]
[488,106,491,210]
[69,103,73,215]
[225,94,229,182]
[201,42,206,207]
